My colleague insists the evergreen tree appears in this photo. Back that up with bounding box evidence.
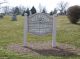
[42,8,47,13]
[31,6,37,14]
[13,7,20,15]
[50,11,54,15]
[22,11,25,16]
[53,8,57,14]
[50,9,57,15]
[26,8,30,16]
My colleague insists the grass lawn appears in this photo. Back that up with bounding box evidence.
[0,15,80,59]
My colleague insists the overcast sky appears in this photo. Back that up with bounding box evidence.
[0,0,80,12]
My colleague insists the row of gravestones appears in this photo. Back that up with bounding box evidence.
[11,12,37,21]
[0,13,54,21]
[0,14,17,21]
[0,14,31,21]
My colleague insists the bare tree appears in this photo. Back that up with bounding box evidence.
[0,0,7,18]
[3,6,9,14]
[57,1,68,15]
[38,4,43,13]
[42,7,47,13]
[0,0,7,6]
[0,0,7,4]
[50,8,57,15]
[18,6,26,14]
[0,0,7,14]
[11,7,20,15]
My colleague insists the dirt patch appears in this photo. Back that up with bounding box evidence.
[7,41,80,56]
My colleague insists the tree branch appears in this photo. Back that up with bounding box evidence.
[0,1,7,5]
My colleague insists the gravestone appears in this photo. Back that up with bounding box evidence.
[23,13,56,48]
[12,14,17,21]
[0,14,4,19]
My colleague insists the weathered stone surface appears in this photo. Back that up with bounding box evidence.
[28,13,53,35]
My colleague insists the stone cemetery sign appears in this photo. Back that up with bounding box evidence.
[28,13,53,35]
[23,13,56,48]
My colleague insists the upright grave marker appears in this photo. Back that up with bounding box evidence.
[12,14,17,21]
[23,13,56,48]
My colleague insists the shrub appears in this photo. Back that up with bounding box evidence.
[67,5,80,24]
[31,6,37,14]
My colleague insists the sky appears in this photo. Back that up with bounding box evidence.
[0,0,80,12]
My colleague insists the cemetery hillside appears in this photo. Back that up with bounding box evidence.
[0,0,80,59]
[0,15,80,59]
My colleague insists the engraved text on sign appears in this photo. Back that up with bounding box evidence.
[28,13,53,35]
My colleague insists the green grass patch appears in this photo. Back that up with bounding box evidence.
[0,15,80,59]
